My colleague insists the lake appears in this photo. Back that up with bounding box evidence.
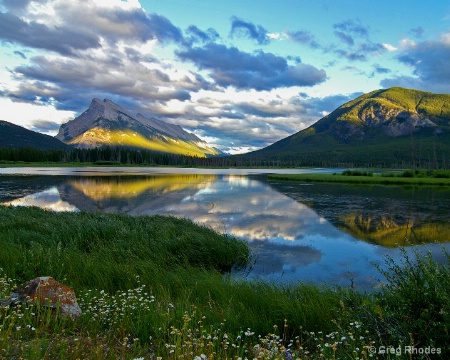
[1,166,449,291]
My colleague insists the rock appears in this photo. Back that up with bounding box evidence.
[1,277,82,318]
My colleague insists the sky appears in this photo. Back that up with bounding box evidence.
[0,0,449,154]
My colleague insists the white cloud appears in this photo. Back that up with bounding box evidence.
[0,98,76,132]
[382,43,397,52]
[399,38,416,48]
[266,32,288,41]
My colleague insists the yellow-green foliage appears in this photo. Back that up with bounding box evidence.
[69,127,218,158]
[378,87,450,118]
[338,215,450,247]
[334,87,450,125]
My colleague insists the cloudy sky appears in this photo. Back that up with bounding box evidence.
[1,0,449,154]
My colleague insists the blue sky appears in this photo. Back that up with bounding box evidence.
[1,0,449,153]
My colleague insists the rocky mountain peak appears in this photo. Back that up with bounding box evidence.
[324,87,447,141]
[55,98,219,157]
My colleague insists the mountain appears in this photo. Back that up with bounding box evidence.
[56,98,220,157]
[240,87,450,167]
[0,120,70,150]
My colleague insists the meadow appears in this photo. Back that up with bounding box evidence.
[0,206,449,359]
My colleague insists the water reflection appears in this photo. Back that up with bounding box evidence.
[338,214,450,247]
[1,173,449,290]
[67,174,216,200]
[2,187,79,212]
[269,181,450,247]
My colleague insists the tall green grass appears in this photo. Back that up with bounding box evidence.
[1,206,449,359]
[0,206,249,289]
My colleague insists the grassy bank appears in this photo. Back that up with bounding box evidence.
[269,169,450,186]
[1,206,449,359]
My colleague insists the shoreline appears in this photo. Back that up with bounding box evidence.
[269,172,450,186]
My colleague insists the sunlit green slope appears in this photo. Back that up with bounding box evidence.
[68,127,218,157]
[240,87,450,167]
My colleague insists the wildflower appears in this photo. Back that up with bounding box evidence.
[245,328,254,336]
[200,355,207,360]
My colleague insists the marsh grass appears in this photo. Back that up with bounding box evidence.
[1,206,449,359]
[269,169,450,186]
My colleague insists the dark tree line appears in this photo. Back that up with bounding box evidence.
[0,147,208,166]
[0,145,448,169]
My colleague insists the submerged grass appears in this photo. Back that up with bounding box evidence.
[1,206,449,359]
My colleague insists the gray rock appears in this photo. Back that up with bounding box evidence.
[0,277,82,318]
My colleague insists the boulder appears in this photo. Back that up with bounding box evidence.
[0,277,82,318]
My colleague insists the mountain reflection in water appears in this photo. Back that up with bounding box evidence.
[1,173,449,290]
[269,181,450,248]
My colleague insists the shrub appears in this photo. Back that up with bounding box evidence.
[400,170,415,178]
[342,169,373,176]
[375,249,450,355]
[433,170,450,179]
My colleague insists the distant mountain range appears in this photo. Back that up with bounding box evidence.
[2,87,450,167]
[0,120,69,150]
[55,98,220,157]
[240,87,450,167]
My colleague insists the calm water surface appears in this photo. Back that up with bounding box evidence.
[1,167,449,291]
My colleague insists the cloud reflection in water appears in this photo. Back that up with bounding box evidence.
[2,187,79,212]
[4,173,445,290]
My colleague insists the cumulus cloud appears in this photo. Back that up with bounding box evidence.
[185,25,219,44]
[230,16,269,45]
[409,26,425,38]
[0,12,101,55]
[331,19,386,61]
[382,43,397,52]
[7,51,207,110]
[371,64,391,77]
[156,89,361,153]
[14,50,26,59]
[381,32,450,93]
[334,31,354,46]
[0,0,184,56]
[0,0,215,114]
[176,43,326,90]
[31,119,61,133]
[333,19,368,38]
[334,49,366,61]
[300,92,362,115]
[286,30,320,48]
[0,0,336,153]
